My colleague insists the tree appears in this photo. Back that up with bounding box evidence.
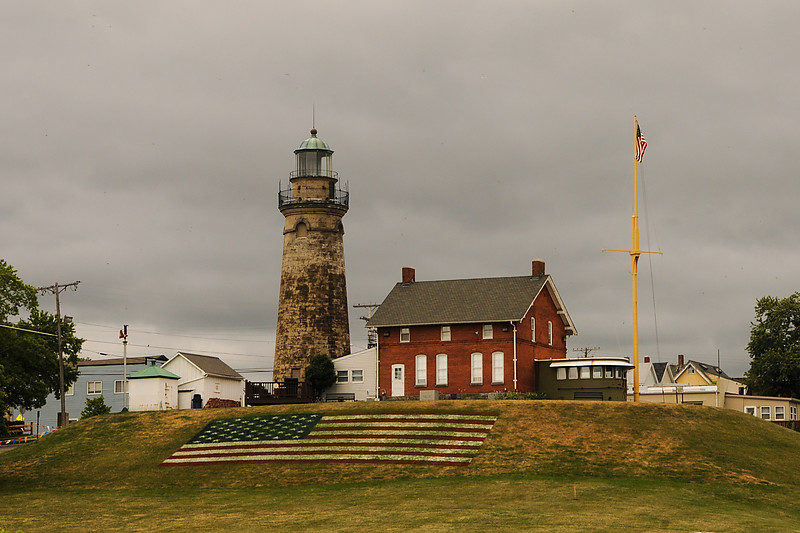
[81,395,111,418]
[0,260,84,420]
[744,292,800,398]
[304,354,336,400]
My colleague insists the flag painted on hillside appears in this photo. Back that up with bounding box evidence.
[162,413,498,467]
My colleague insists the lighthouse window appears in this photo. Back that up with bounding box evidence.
[296,222,308,238]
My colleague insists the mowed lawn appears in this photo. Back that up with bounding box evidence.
[2,401,800,532]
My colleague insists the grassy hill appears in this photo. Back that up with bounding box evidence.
[2,400,800,532]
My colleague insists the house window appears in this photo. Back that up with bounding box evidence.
[482,324,493,339]
[436,354,447,386]
[66,384,75,396]
[87,381,102,395]
[336,370,349,383]
[592,367,602,379]
[791,406,798,420]
[556,368,567,380]
[579,367,590,379]
[688,367,696,374]
[114,380,128,394]
[492,352,504,384]
[760,406,771,420]
[471,353,483,384]
[415,355,427,386]
[775,406,785,421]
[351,370,364,383]
[744,406,757,416]
[568,367,578,380]
[547,321,553,345]
[531,317,536,342]
[400,328,410,343]
[441,326,451,342]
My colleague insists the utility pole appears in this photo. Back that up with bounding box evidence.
[573,347,600,358]
[37,281,80,427]
[354,303,380,348]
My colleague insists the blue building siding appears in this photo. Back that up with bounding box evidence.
[10,356,166,430]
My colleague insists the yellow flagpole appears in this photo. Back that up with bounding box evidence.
[602,116,661,403]
[632,116,641,403]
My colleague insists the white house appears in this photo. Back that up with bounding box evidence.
[127,363,181,411]
[327,347,378,401]
[162,352,245,409]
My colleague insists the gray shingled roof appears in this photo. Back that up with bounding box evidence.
[366,275,576,333]
[177,352,243,380]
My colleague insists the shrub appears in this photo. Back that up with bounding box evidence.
[81,395,111,418]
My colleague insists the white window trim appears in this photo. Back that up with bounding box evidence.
[415,355,427,386]
[482,324,493,340]
[470,353,483,385]
[400,328,410,343]
[351,369,364,383]
[65,384,75,396]
[87,381,102,395]
[436,354,448,386]
[744,406,757,416]
[336,370,349,383]
[441,326,451,342]
[531,317,536,343]
[774,406,786,421]
[760,406,771,420]
[114,380,128,394]
[547,321,553,345]
[491,351,504,385]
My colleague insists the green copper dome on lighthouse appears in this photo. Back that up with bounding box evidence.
[295,128,333,153]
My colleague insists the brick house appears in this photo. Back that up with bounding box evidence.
[366,260,576,398]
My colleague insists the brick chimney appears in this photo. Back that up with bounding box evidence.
[402,266,415,284]
[677,354,685,367]
[532,259,546,278]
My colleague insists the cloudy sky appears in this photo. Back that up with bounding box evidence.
[3,2,797,379]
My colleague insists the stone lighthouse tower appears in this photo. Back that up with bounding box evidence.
[273,129,350,381]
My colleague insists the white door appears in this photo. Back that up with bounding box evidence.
[391,364,405,397]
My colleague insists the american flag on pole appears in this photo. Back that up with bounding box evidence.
[635,123,647,163]
[162,413,498,467]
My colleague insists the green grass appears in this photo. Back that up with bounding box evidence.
[2,401,800,532]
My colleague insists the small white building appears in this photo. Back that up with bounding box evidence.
[162,352,245,409]
[327,347,378,401]
[127,363,181,411]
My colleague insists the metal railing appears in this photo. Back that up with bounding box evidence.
[245,380,314,405]
[289,169,338,179]
[278,188,349,210]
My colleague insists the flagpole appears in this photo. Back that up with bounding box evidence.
[632,116,641,403]
[602,116,660,403]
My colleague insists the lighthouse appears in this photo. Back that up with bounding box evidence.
[273,129,351,381]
